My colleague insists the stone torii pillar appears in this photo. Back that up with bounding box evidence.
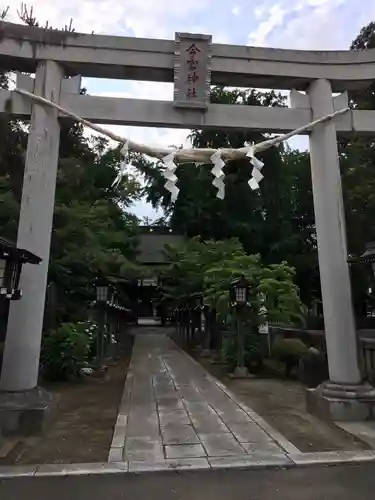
[0,60,64,434]
[305,78,375,420]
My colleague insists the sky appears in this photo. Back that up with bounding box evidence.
[4,0,375,220]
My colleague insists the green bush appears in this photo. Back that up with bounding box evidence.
[40,322,92,381]
[75,320,99,361]
[272,338,308,378]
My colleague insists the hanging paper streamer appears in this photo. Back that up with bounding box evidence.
[112,140,129,188]
[162,151,180,202]
[245,142,265,191]
[210,150,225,200]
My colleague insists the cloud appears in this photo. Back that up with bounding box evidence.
[10,0,207,37]
[248,0,370,50]
[5,0,208,38]
[254,6,266,19]
[271,0,349,50]
[248,4,287,46]
[84,81,191,151]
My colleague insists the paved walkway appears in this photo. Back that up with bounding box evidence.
[109,329,300,471]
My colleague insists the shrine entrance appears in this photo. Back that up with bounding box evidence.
[1,21,375,421]
[133,226,185,323]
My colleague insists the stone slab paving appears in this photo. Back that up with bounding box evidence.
[336,421,375,449]
[1,330,375,480]
[109,330,301,470]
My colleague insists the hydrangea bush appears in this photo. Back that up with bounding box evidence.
[40,320,105,381]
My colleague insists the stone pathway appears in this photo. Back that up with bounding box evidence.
[109,329,300,471]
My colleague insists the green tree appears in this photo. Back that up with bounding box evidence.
[334,22,375,313]
[140,87,291,263]
[160,236,305,326]
[277,149,319,306]
[160,237,245,305]
[46,136,143,320]
[139,87,320,306]
[203,250,305,326]
[343,23,375,256]
[0,84,142,323]
[350,23,375,109]
[0,130,142,320]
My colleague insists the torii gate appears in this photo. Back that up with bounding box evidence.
[0,21,374,426]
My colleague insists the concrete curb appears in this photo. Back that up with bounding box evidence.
[1,450,375,478]
[107,364,133,463]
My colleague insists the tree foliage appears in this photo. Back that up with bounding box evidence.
[0,10,143,322]
[342,22,375,256]
[140,86,320,306]
[140,88,290,261]
[160,236,305,326]
[0,119,143,319]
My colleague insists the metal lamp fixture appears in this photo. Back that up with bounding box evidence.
[0,256,7,287]
[228,274,252,378]
[96,280,109,303]
[0,237,41,300]
[1,255,22,299]
[229,275,249,308]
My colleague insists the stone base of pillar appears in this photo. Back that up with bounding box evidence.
[306,381,375,422]
[230,366,253,379]
[0,387,57,436]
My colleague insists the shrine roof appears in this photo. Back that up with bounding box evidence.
[136,227,185,264]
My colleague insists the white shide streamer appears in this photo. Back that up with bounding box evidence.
[162,151,180,202]
[210,150,225,200]
[111,140,129,188]
[246,143,265,191]
[12,87,350,197]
